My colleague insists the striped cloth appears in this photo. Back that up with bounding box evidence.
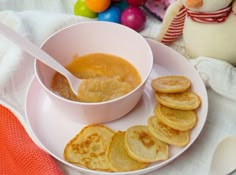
[187,5,232,23]
[161,5,232,45]
[161,6,186,45]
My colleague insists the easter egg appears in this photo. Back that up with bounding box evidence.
[113,0,129,11]
[126,0,147,6]
[121,7,146,32]
[98,6,121,23]
[85,0,111,13]
[74,0,97,18]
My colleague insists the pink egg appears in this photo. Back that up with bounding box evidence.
[121,7,146,32]
[126,0,147,7]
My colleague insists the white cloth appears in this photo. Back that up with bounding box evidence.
[0,1,236,175]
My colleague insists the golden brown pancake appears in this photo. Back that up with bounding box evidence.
[64,125,115,171]
[148,116,190,147]
[154,104,197,131]
[124,125,169,162]
[106,131,148,172]
[151,76,191,93]
[155,91,201,110]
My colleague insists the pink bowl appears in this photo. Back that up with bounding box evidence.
[35,21,153,124]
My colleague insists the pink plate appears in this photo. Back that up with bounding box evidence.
[25,39,208,175]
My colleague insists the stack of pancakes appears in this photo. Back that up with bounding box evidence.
[64,76,201,172]
[149,76,201,147]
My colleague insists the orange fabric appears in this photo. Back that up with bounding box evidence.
[0,105,64,175]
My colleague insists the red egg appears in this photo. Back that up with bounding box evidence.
[121,7,146,32]
[126,0,147,6]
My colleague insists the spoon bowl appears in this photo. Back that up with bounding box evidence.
[0,22,81,96]
[209,136,236,175]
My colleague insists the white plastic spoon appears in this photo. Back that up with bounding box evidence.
[209,136,236,175]
[0,22,81,96]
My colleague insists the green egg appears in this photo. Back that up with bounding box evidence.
[74,0,97,18]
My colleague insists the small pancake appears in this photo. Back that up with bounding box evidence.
[151,76,191,93]
[124,125,169,162]
[64,125,115,171]
[154,104,197,131]
[107,131,148,172]
[148,116,190,147]
[155,91,201,110]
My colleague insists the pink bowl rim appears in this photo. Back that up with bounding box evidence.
[34,21,154,106]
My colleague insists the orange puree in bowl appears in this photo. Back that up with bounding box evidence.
[51,53,141,102]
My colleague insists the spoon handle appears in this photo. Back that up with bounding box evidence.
[0,22,72,77]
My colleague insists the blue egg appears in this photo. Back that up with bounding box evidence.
[98,6,121,23]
